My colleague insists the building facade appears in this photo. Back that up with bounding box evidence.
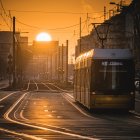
[75,0,140,71]
[0,31,13,79]
[0,31,29,84]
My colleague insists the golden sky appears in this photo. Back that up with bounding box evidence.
[0,0,132,56]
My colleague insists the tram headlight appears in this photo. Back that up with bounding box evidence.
[92,92,96,94]
[130,92,134,95]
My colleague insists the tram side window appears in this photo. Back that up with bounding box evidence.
[85,67,89,90]
[78,69,80,85]
[74,69,77,91]
[83,67,86,89]
[80,68,83,89]
[91,63,95,91]
[76,69,79,92]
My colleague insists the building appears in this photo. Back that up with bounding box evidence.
[0,31,13,79]
[26,40,69,84]
[0,31,29,84]
[75,0,140,71]
[31,40,59,81]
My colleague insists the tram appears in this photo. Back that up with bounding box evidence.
[74,49,135,110]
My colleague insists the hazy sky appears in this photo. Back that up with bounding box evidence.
[0,0,132,56]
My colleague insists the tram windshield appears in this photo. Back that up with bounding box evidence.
[92,59,134,93]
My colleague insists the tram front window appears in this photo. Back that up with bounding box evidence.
[92,60,134,93]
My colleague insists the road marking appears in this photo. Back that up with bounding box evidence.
[20,110,29,121]
[3,92,46,140]
[0,91,18,102]
[13,92,30,122]
[0,127,45,140]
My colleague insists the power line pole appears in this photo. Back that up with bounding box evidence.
[58,46,60,82]
[65,40,68,86]
[13,16,16,88]
[79,17,81,54]
[50,54,52,82]
[104,6,106,21]
[61,44,64,83]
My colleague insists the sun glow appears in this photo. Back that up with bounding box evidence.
[36,32,52,41]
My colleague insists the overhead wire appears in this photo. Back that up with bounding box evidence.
[16,18,87,31]
[0,0,11,30]
[0,13,11,29]
[16,19,41,29]
[0,0,9,17]
[0,4,106,32]
[0,1,118,32]
[7,9,104,15]
[0,2,109,45]
[0,0,122,55]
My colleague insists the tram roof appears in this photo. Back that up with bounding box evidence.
[92,49,133,59]
[76,49,133,61]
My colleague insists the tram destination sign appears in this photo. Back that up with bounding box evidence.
[102,61,123,66]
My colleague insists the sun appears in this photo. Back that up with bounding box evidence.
[36,32,52,41]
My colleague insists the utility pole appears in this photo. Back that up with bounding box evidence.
[104,6,106,21]
[65,40,68,86]
[61,44,64,83]
[13,16,16,88]
[55,51,57,81]
[46,56,48,80]
[50,53,52,82]
[79,17,81,54]
[58,45,60,82]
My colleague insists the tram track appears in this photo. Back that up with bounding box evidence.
[0,92,46,139]
[2,80,140,140]
[3,92,47,140]
[0,81,98,140]
[0,85,47,139]
[25,80,140,121]
[3,91,98,140]
[31,82,140,132]
[0,90,38,140]
[53,84,140,131]
[60,88,140,126]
